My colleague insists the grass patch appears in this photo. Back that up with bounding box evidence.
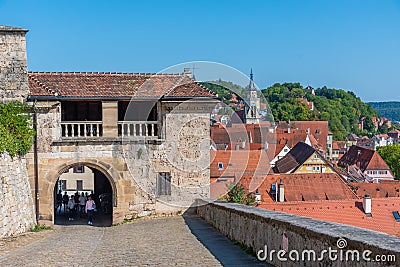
[231,239,256,257]
[29,224,52,232]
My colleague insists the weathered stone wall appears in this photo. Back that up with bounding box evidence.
[0,26,29,102]
[197,199,400,267]
[0,154,36,238]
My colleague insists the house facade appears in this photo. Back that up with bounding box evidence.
[338,145,395,183]
[273,142,336,174]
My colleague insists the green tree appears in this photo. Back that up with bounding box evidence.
[377,145,400,180]
[378,122,389,134]
[363,116,376,134]
[224,184,256,205]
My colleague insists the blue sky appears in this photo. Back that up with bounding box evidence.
[1,0,399,101]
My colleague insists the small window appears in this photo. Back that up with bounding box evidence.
[77,180,83,191]
[157,172,171,196]
[73,165,85,173]
[218,162,224,170]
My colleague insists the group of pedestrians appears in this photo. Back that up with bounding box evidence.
[56,191,96,225]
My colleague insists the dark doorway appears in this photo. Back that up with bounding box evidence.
[54,165,113,227]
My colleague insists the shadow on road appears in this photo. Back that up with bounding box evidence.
[182,213,271,266]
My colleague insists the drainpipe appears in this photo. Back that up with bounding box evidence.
[33,100,39,223]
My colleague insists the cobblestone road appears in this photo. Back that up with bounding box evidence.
[0,216,268,267]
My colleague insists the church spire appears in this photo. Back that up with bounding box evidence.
[247,68,255,91]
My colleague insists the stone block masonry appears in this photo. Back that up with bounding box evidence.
[0,154,36,238]
[197,199,400,267]
[0,26,29,102]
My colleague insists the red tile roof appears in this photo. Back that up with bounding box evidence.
[239,173,357,202]
[210,150,272,199]
[332,141,347,151]
[210,123,275,147]
[339,145,391,172]
[277,121,329,154]
[350,181,400,198]
[28,72,215,99]
[260,198,400,236]
[210,150,272,179]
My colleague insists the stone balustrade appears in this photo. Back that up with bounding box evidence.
[118,121,158,138]
[196,199,400,267]
[61,121,103,137]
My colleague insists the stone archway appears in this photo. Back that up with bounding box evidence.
[42,159,120,224]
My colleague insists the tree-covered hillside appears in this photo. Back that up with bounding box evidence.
[262,83,379,140]
[369,102,400,122]
[202,80,381,140]
[200,80,246,101]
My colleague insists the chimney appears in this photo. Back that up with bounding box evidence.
[235,144,240,150]
[287,127,291,134]
[363,194,372,217]
[241,141,246,149]
[278,179,285,202]
[255,189,261,203]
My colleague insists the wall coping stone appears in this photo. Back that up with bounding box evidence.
[197,198,400,253]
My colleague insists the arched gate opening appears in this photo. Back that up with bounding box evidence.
[53,163,114,227]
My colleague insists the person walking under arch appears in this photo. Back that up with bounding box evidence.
[56,190,62,213]
[68,195,75,221]
[85,195,95,225]
[79,192,86,216]
[62,192,69,213]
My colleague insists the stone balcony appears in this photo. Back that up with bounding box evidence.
[59,120,161,143]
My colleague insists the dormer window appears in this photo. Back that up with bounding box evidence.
[218,162,224,170]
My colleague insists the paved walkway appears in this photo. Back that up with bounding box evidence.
[0,216,269,266]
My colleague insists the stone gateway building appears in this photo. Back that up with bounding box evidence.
[2,25,217,225]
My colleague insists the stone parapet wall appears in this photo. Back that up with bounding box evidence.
[196,199,400,267]
[0,154,36,238]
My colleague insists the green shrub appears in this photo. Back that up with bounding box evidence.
[0,101,35,157]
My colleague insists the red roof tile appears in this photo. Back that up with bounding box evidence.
[260,198,400,236]
[238,173,357,202]
[210,150,272,179]
[28,72,215,99]
[277,121,329,154]
[350,181,400,198]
